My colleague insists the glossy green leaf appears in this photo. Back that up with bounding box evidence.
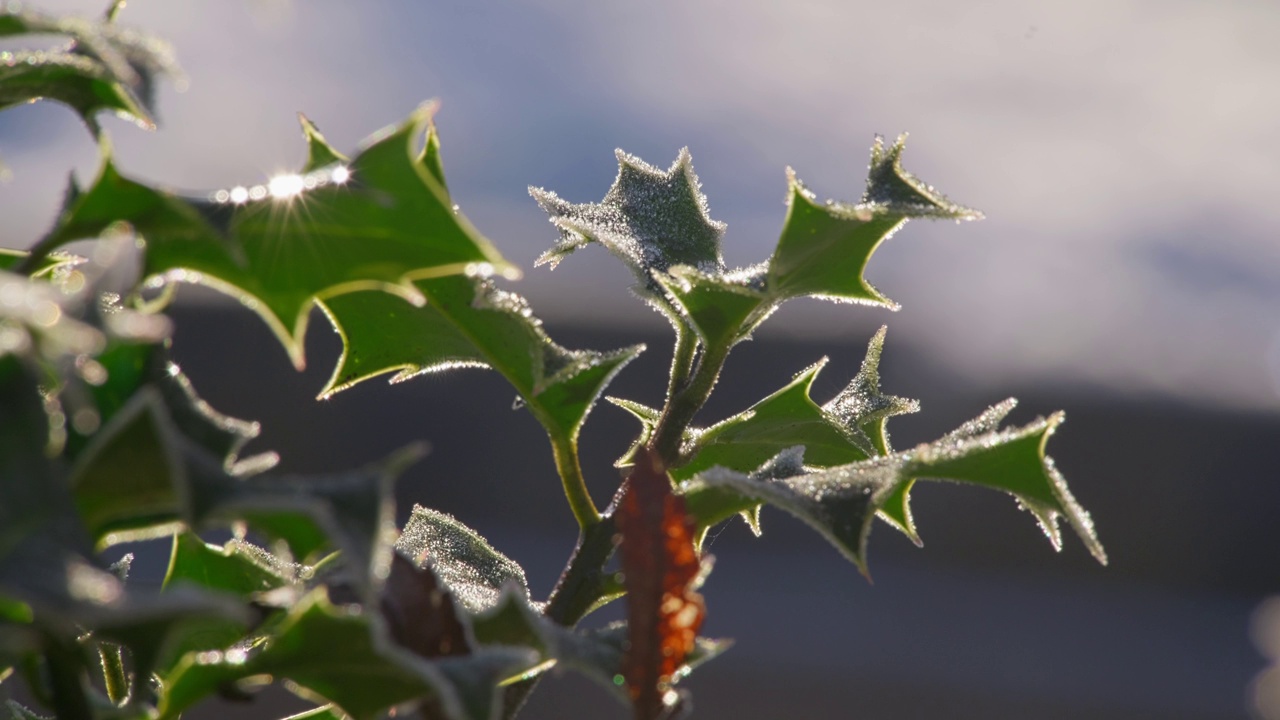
[652,265,773,350]
[31,107,512,368]
[0,5,178,133]
[766,137,981,307]
[159,590,535,720]
[320,267,643,444]
[682,400,1106,576]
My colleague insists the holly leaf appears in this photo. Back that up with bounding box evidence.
[162,532,293,597]
[0,4,179,133]
[158,589,534,720]
[30,107,512,368]
[530,148,726,286]
[682,401,1106,576]
[395,506,538,615]
[537,138,979,355]
[319,274,641,444]
[766,137,981,307]
[613,328,918,539]
[616,448,706,720]
[651,265,773,350]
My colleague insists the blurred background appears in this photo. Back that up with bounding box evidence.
[2,1,1279,717]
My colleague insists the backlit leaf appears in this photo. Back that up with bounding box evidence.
[682,401,1106,576]
[320,275,641,443]
[159,589,533,720]
[29,107,512,368]
[0,4,179,133]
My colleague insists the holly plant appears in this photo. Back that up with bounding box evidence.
[0,5,1104,720]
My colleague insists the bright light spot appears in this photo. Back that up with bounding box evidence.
[268,173,306,200]
[248,186,267,201]
[214,189,230,203]
[229,186,249,204]
[331,165,351,184]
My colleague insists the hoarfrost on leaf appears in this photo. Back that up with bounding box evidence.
[531,148,726,290]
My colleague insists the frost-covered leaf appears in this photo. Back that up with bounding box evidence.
[683,401,1106,576]
[617,448,705,720]
[159,589,535,720]
[162,532,293,597]
[652,265,772,350]
[0,4,179,133]
[531,148,725,293]
[766,138,980,307]
[395,506,536,615]
[320,275,641,443]
[5,700,50,720]
[29,107,511,368]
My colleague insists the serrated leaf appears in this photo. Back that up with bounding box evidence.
[185,444,426,593]
[162,532,292,597]
[0,5,179,133]
[67,343,277,546]
[31,108,511,368]
[530,148,726,293]
[682,401,1106,576]
[159,589,535,720]
[395,506,537,615]
[766,138,980,307]
[320,267,643,445]
[652,265,773,350]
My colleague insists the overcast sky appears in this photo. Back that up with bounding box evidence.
[2,0,1278,411]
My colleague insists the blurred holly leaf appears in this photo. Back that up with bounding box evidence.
[159,589,534,720]
[28,108,512,368]
[0,3,179,133]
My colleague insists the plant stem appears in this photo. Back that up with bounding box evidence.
[665,325,698,402]
[551,434,601,530]
[647,341,731,467]
[98,642,129,706]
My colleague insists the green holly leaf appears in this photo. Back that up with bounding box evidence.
[162,532,293,597]
[651,265,773,350]
[30,107,512,368]
[766,137,980,307]
[613,328,919,539]
[530,148,726,293]
[0,4,179,133]
[682,401,1106,576]
[159,590,535,720]
[320,274,642,445]
[67,343,278,547]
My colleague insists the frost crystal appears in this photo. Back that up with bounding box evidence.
[530,148,726,288]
